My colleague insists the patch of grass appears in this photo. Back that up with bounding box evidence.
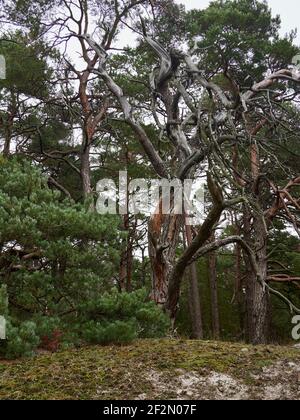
[0,339,299,400]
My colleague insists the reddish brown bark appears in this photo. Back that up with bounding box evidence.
[242,119,271,344]
[148,199,183,305]
[119,214,136,292]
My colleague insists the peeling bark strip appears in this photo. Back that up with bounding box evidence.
[148,199,183,305]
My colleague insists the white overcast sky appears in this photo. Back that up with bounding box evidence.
[176,0,300,45]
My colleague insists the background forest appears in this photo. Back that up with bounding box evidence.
[0,0,300,360]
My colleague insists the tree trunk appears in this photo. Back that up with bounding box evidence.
[148,208,183,306]
[244,130,270,344]
[245,268,270,345]
[80,143,92,199]
[234,240,245,335]
[3,95,16,157]
[119,214,134,292]
[185,224,203,339]
[3,127,12,157]
[119,249,133,292]
[244,207,270,344]
[208,233,220,340]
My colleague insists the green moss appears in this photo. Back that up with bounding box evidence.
[0,339,299,400]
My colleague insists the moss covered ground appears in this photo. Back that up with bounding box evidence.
[0,339,300,400]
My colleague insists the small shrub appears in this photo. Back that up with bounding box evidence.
[0,320,40,359]
[79,288,170,342]
[136,304,170,338]
[82,320,137,345]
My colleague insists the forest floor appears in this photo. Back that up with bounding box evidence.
[0,339,300,400]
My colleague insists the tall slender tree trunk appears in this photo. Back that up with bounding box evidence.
[234,240,245,335]
[243,207,270,344]
[208,233,220,340]
[140,247,147,287]
[78,72,108,200]
[232,220,245,336]
[3,94,16,158]
[80,143,92,199]
[119,214,134,292]
[3,127,12,157]
[185,224,203,339]
[119,215,129,292]
[243,126,270,344]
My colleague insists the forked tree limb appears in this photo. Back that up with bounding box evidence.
[165,174,245,317]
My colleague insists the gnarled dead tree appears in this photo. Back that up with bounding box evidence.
[83,24,300,342]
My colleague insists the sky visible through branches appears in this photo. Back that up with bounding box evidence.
[179,0,300,45]
[104,1,300,53]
